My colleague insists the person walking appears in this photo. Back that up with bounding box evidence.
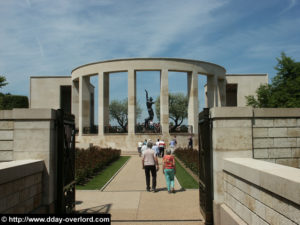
[159,139,165,157]
[141,140,147,155]
[138,141,143,157]
[169,136,177,154]
[188,135,193,150]
[152,143,160,157]
[143,139,147,145]
[156,139,160,148]
[142,141,159,192]
[163,149,176,193]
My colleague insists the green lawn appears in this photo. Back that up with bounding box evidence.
[175,158,199,189]
[76,156,130,190]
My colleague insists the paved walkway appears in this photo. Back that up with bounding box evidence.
[75,155,204,225]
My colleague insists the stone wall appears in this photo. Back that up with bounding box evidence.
[253,108,300,168]
[0,109,57,213]
[77,133,195,152]
[210,107,300,224]
[225,74,268,107]
[211,107,253,225]
[0,111,14,161]
[30,76,71,109]
[221,158,300,225]
[0,160,44,213]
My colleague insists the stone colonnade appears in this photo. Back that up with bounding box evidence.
[71,58,226,150]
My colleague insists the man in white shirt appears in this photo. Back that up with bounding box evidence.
[138,141,143,157]
[158,139,165,157]
[156,139,160,147]
[142,141,159,192]
[141,142,147,155]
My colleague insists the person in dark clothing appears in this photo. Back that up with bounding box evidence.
[142,141,159,192]
[188,135,193,149]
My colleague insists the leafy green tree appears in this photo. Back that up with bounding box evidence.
[0,75,8,89]
[0,75,28,110]
[245,84,273,108]
[109,98,142,130]
[0,94,29,110]
[246,53,300,108]
[155,93,188,131]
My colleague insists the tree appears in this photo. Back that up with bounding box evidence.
[245,84,273,108]
[155,93,188,131]
[0,94,29,110]
[0,75,28,110]
[0,75,8,89]
[246,52,300,108]
[109,98,142,131]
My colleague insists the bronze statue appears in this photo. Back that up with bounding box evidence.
[145,89,154,128]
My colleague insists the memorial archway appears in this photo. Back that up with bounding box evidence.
[71,58,226,151]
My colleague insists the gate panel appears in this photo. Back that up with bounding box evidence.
[56,109,76,213]
[198,108,213,225]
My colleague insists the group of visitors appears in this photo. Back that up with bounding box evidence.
[138,136,177,157]
[140,139,177,194]
[138,135,193,193]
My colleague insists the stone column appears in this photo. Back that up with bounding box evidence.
[128,69,136,134]
[207,76,214,108]
[207,75,219,108]
[187,71,199,134]
[214,75,219,107]
[98,72,109,135]
[218,78,226,107]
[79,76,90,136]
[71,79,79,130]
[103,73,110,127]
[160,69,169,135]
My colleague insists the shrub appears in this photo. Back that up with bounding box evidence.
[174,147,199,176]
[75,146,121,185]
[0,94,29,109]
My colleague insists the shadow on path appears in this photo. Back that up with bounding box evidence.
[76,203,112,214]
[76,156,204,224]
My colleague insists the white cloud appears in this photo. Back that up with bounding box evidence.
[121,0,227,57]
[1,0,300,96]
[280,0,297,14]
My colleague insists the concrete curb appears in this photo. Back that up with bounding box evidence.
[174,173,182,190]
[100,156,131,191]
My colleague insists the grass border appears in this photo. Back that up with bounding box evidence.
[76,156,130,190]
[175,156,200,183]
[175,158,199,189]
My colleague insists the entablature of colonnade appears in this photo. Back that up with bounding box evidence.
[71,58,226,80]
[71,58,227,137]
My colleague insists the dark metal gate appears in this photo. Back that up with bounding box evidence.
[56,109,76,213]
[198,108,213,225]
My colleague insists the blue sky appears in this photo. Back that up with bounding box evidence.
[1,0,300,123]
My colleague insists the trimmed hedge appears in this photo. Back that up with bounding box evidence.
[75,146,121,185]
[0,94,29,109]
[174,147,199,176]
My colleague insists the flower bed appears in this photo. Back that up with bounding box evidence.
[174,147,199,176]
[75,146,121,185]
